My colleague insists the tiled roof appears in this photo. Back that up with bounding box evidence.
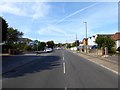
[111,32,120,41]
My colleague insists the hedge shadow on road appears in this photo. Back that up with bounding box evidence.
[2,55,61,78]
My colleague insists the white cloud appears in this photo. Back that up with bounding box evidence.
[0,2,51,20]
[19,27,31,34]
[31,2,51,20]
[38,26,66,36]
[0,2,27,16]
[37,25,75,37]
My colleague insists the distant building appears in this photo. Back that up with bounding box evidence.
[79,41,83,46]
[17,38,33,45]
[111,32,120,49]
[82,38,88,46]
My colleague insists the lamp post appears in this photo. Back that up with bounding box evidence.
[76,34,77,47]
[83,22,88,53]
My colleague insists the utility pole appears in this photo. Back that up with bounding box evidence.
[83,22,88,53]
[76,34,77,47]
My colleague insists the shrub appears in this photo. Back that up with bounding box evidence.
[109,47,116,54]
[24,45,32,51]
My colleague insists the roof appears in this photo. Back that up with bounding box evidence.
[97,34,114,37]
[79,41,83,44]
[83,38,88,40]
[18,38,32,42]
[111,32,120,41]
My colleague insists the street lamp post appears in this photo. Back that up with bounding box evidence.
[83,22,88,53]
[76,34,77,47]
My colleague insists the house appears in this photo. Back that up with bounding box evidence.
[111,32,120,49]
[82,38,88,46]
[17,38,33,45]
[88,34,113,49]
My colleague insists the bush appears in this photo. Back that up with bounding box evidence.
[24,45,32,51]
[108,47,116,54]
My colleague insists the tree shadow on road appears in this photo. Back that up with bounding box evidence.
[2,55,61,78]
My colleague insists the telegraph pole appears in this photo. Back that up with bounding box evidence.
[76,34,77,47]
[83,22,88,53]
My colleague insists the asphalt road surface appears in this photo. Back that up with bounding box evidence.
[2,49,118,88]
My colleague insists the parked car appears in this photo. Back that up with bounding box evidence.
[117,47,120,52]
[56,47,61,50]
[45,48,53,53]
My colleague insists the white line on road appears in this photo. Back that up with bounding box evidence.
[87,59,118,75]
[70,50,119,75]
[65,87,67,90]
[63,57,64,61]
[63,62,66,74]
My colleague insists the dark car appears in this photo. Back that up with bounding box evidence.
[117,47,120,52]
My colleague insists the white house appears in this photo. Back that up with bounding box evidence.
[88,35,97,47]
[88,34,113,49]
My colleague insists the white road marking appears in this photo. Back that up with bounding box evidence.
[65,87,67,90]
[63,57,64,61]
[63,62,66,74]
[87,59,118,75]
[70,50,118,75]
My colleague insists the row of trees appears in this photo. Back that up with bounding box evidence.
[1,17,25,53]
[31,40,55,51]
[21,40,55,52]
[1,17,23,43]
[66,40,79,48]
[1,17,55,53]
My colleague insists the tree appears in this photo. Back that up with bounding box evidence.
[0,17,8,42]
[66,43,71,48]
[32,40,39,51]
[46,41,55,49]
[34,40,39,45]
[95,35,105,48]
[75,40,79,46]
[38,42,46,50]
[71,40,79,47]
[95,35,115,52]
[55,43,62,47]
[6,27,23,44]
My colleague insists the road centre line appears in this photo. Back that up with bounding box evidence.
[63,62,66,74]
[63,57,64,61]
[65,87,67,90]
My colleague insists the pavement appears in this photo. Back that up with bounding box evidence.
[2,49,118,88]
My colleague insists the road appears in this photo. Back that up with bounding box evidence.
[2,49,118,88]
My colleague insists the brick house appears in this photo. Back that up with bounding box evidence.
[111,32,120,49]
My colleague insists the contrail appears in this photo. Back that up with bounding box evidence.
[56,3,98,24]
[38,3,98,41]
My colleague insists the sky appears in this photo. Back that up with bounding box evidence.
[0,1,118,43]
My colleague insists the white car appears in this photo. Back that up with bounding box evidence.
[56,47,61,50]
[45,48,53,52]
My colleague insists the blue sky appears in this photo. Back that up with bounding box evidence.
[0,1,118,43]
